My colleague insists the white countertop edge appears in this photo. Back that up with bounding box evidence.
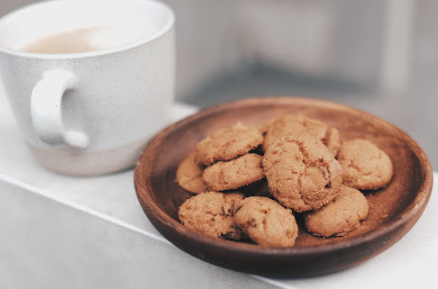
[2,169,435,286]
[0,172,171,245]
[252,276,300,289]
[0,169,302,289]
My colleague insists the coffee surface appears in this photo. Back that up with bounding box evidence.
[19,26,116,54]
[18,23,158,54]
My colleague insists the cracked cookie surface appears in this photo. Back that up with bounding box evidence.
[234,196,298,247]
[263,114,340,155]
[337,139,393,190]
[178,191,245,240]
[304,186,369,237]
[195,122,264,166]
[262,136,343,212]
[175,152,207,194]
[202,153,264,191]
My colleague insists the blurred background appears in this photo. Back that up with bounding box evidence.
[1,0,436,168]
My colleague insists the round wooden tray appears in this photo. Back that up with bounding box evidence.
[134,97,433,277]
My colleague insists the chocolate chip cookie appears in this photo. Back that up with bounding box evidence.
[304,186,369,237]
[202,153,264,191]
[234,196,298,247]
[337,139,393,190]
[263,114,340,155]
[178,191,245,240]
[263,136,343,212]
[195,122,264,166]
[175,152,207,194]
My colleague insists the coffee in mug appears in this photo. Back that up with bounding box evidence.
[18,22,160,54]
[20,26,125,54]
[0,0,175,176]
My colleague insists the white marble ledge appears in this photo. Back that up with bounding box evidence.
[1,95,437,288]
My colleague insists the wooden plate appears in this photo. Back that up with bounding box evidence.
[134,97,433,277]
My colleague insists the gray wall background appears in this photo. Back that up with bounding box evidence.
[1,0,436,168]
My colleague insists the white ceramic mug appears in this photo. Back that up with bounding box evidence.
[0,0,175,175]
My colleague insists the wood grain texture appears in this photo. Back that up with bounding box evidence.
[134,96,433,277]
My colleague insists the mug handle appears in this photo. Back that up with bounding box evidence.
[31,70,89,148]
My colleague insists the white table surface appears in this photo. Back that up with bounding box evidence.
[1,83,437,288]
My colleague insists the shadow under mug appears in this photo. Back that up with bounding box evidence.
[0,0,175,176]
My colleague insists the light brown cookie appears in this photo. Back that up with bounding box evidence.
[178,191,245,240]
[304,186,369,237]
[195,122,264,166]
[263,114,340,155]
[325,127,341,155]
[234,196,298,247]
[202,153,264,191]
[175,152,207,194]
[263,136,343,212]
[337,139,393,190]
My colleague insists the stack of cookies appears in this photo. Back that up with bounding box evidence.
[176,115,393,247]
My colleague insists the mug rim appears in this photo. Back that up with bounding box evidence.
[0,0,175,59]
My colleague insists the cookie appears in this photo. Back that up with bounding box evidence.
[234,196,298,247]
[263,114,340,155]
[337,139,393,190]
[263,136,343,212]
[202,153,264,191]
[175,152,207,194]
[178,191,245,240]
[324,127,341,155]
[304,186,369,237]
[195,122,264,166]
